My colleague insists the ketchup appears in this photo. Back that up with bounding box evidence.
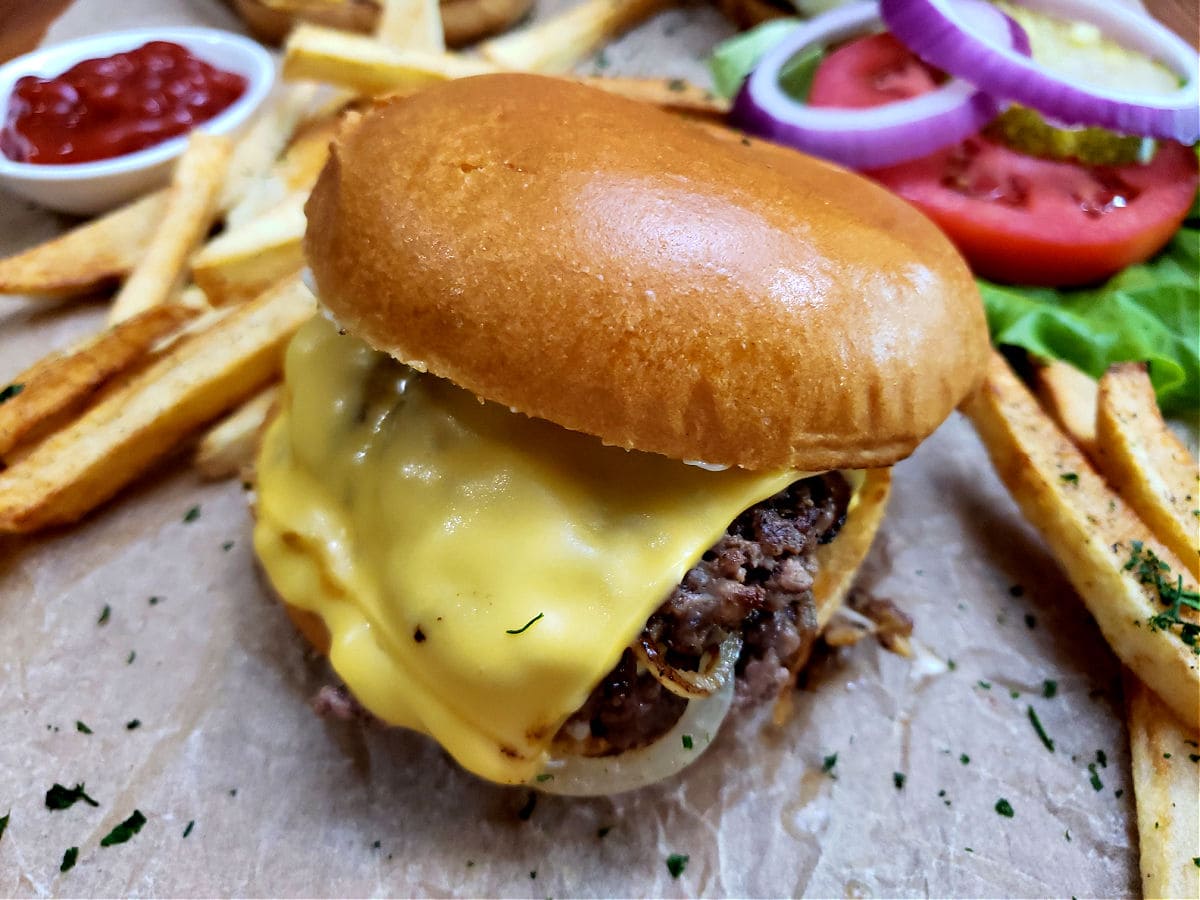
[1,41,247,165]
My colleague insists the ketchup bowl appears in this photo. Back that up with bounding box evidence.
[0,28,274,216]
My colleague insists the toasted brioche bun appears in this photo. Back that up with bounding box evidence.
[306,75,987,471]
[229,0,532,47]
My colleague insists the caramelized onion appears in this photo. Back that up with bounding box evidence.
[633,631,743,700]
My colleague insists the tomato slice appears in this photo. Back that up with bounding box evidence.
[809,34,1199,286]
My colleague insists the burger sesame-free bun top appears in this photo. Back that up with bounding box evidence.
[304,74,989,472]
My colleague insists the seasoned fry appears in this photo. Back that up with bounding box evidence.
[577,76,728,116]
[283,24,495,96]
[0,189,167,298]
[1126,673,1200,900]
[193,194,307,305]
[219,83,321,215]
[1035,359,1099,460]
[963,352,1199,730]
[378,0,445,51]
[0,277,316,533]
[195,385,280,480]
[1096,363,1200,581]
[478,0,675,73]
[0,305,198,459]
[109,133,233,325]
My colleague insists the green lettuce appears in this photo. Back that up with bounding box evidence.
[980,222,1199,416]
[709,20,801,99]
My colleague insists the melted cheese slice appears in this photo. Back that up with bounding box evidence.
[254,315,804,784]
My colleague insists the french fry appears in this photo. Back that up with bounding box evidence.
[219,82,321,216]
[0,305,199,460]
[192,193,307,306]
[378,0,445,52]
[963,352,1199,730]
[1095,363,1200,581]
[577,76,728,116]
[226,114,341,229]
[195,385,280,480]
[109,133,233,325]
[478,0,675,73]
[1035,359,1099,460]
[1126,673,1200,900]
[0,189,167,298]
[283,24,495,96]
[0,276,316,533]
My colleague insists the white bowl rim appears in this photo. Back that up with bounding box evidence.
[0,27,275,182]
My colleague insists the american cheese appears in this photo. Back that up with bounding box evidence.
[254,315,805,784]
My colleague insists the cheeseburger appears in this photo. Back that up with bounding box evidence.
[253,74,988,792]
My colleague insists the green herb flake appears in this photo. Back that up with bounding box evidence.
[821,753,838,775]
[535,773,554,783]
[666,853,689,879]
[947,659,957,671]
[182,505,201,523]
[0,383,25,404]
[597,826,611,839]
[45,783,99,810]
[99,810,146,847]
[183,820,194,838]
[892,772,906,790]
[977,680,992,690]
[1027,706,1055,752]
[97,604,111,626]
[682,734,694,750]
[1096,749,1108,768]
[60,846,78,872]
[1065,829,1071,842]
[221,541,234,552]
[960,754,970,765]
[1115,788,1124,798]
[1010,689,1021,699]
[372,840,381,849]
[1125,542,1200,651]
[126,651,136,665]
[964,847,973,853]
[1024,613,1037,629]
[0,812,8,841]
[126,719,140,730]
[1060,472,1079,484]
[1042,679,1058,699]
[529,870,537,879]
[148,596,162,606]
[1163,752,1172,759]
[1087,763,1104,791]
[506,612,544,635]
[995,798,1014,818]
[75,721,92,735]
[666,78,687,92]
[1193,857,1199,868]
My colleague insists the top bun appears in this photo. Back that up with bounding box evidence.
[305,74,989,471]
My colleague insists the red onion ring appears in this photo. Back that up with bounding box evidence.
[730,1,1022,170]
[881,0,1200,143]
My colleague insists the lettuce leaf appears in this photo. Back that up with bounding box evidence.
[980,223,1199,415]
[709,20,801,99]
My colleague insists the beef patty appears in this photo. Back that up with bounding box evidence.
[553,472,850,756]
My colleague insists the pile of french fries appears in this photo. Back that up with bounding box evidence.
[965,353,1199,900]
[0,0,723,533]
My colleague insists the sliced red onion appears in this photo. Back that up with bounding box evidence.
[880,0,1200,143]
[730,1,1019,170]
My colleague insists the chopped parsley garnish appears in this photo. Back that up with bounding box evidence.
[1027,706,1055,752]
[1024,613,1037,629]
[597,826,611,839]
[977,680,992,690]
[535,773,554,782]
[892,772,906,790]
[666,853,689,879]
[148,596,162,606]
[75,721,92,735]
[1087,764,1103,791]
[99,810,146,847]
[960,754,970,765]
[821,753,838,775]
[1059,472,1079,484]
[1124,542,1200,650]
[60,847,78,872]
[221,541,234,552]
[1096,749,1107,768]
[0,812,8,841]
[1042,680,1058,699]
[947,659,957,671]
[1193,858,1199,868]
[372,840,381,849]
[1115,789,1124,798]
[182,505,201,523]
[505,612,544,635]
[97,604,111,625]
[682,734,694,750]
[126,651,136,665]
[46,783,99,810]
[995,798,1014,818]
[1163,752,1172,759]
[0,383,24,404]
[126,719,140,730]
[1010,689,1021,699]
[182,820,194,838]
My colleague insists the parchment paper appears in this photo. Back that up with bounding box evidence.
[0,1,1144,896]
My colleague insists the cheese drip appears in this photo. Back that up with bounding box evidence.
[254,315,803,784]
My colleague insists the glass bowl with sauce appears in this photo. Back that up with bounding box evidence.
[0,27,274,215]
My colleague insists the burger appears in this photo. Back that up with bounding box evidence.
[252,73,988,793]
